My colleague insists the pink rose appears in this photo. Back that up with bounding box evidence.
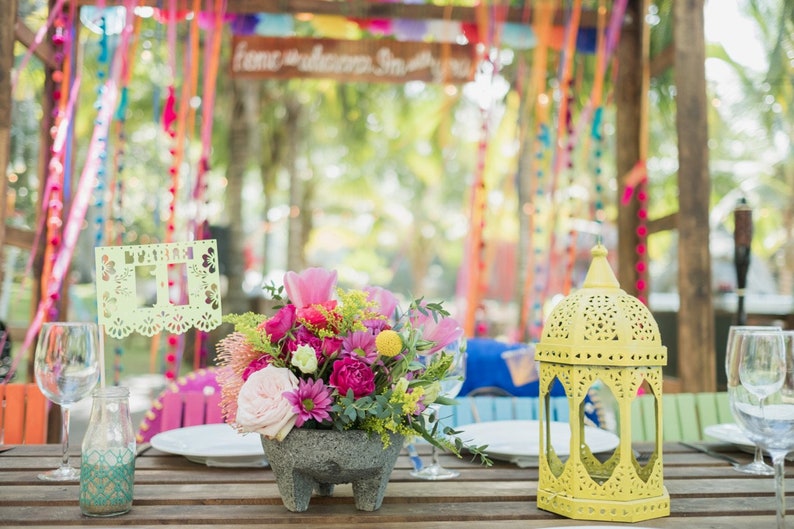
[321,337,343,358]
[235,366,299,440]
[297,300,338,331]
[263,304,296,342]
[329,357,375,399]
[284,268,337,308]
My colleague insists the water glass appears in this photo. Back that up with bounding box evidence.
[34,322,100,481]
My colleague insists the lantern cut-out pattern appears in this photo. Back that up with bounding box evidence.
[535,244,669,522]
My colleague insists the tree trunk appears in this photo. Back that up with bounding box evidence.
[615,0,647,297]
[285,95,305,272]
[223,79,258,315]
[674,0,715,393]
[258,82,285,279]
[0,0,14,259]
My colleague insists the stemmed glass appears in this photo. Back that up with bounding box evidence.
[727,329,794,529]
[34,322,100,481]
[410,339,466,480]
[724,325,779,475]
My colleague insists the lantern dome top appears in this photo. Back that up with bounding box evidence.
[535,244,667,367]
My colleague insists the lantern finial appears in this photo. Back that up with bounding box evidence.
[581,244,620,290]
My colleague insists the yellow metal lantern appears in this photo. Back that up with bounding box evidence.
[535,244,669,522]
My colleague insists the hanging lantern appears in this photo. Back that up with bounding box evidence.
[535,244,669,522]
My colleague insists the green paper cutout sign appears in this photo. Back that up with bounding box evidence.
[95,240,222,339]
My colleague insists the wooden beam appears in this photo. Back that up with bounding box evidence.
[674,0,714,393]
[14,19,58,70]
[76,0,609,27]
[647,212,678,234]
[4,226,35,251]
[228,0,605,25]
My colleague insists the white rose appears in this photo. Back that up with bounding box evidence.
[236,366,298,440]
[291,344,318,374]
[423,381,441,405]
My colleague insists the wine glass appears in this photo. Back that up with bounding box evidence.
[724,325,779,475]
[410,339,466,480]
[34,322,100,481]
[728,329,794,529]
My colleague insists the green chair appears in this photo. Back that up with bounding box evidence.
[630,392,731,442]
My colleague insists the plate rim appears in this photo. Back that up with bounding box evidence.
[150,423,266,458]
[455,419,620,459]
[703,422,753,447]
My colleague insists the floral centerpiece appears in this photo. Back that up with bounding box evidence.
[215,267,490,464]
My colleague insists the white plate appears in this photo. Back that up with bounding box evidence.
[456,420,620,462]
[150,424,268,467]
[703,422,753,448]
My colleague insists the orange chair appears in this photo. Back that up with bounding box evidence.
[0,383,49,444]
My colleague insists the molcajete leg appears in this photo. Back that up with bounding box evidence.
[272,468,316,512]
[351,471,391,511]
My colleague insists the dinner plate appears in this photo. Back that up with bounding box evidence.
[456,420,620,463]
[150,423,268,467]
[703,422,753,448]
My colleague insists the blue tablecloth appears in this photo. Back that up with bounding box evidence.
[461,338,600,426]
[462,338,561,397]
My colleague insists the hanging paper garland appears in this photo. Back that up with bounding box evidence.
[501,23,537,50]
[518,1,555,342]
[461,2,512,336]
[92,15,112,248]
[393,19,427,41]
[254,14,294,37]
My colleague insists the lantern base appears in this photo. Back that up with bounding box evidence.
[537,487,670,522]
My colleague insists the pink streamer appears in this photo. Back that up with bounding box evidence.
[23,75,81,282]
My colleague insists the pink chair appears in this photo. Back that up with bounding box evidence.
[137,368,224,443]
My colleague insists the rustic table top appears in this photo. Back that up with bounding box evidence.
[0,441,790,527]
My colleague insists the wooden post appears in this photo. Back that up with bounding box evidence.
[0,0,17,258]
[674,0,714,393]
[615,0,647,297]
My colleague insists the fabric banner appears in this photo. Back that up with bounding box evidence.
[230,36,475,84]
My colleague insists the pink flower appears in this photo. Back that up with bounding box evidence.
[364,286,399,320]
[284,268,337,309]
[284,378,333,427]
[262,304,296,342]
[412,310,463,355]
[288,326,323,353]
[241,355,270,381]
[329,357,375,399]
[235,366,299,440]
[297,300,339,331]
[321,337,343,358]
[341,331,377,363]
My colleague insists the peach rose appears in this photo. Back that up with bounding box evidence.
[236,366,299,440]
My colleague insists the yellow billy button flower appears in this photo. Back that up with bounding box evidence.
[375,329,403,357]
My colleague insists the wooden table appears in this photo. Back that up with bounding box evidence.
[0,442,791,527]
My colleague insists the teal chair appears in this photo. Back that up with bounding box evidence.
[438,395,571,428]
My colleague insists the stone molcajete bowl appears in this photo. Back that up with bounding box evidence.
[261,429,404,512]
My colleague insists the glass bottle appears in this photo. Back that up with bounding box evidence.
[79,386,135,517]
